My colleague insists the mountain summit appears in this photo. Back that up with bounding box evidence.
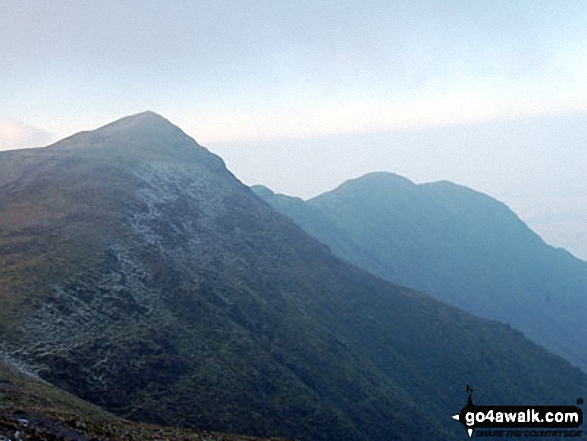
[255,172,587,372]
[46,111,221,164]
[1,115,586,441]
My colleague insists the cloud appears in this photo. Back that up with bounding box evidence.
[0,118,56,151]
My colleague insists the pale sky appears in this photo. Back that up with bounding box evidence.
[1,1,586,259]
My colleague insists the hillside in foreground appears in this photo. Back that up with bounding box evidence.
[1,112,585,440]
[0,359,285,441]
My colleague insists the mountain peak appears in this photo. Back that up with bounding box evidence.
[133,110,163,119]
[47,111,209,163]
[2,115,587,441]
[92,110,179,137]
[312,172,416,203]
[336,172,417,194]
[105,110,169,126]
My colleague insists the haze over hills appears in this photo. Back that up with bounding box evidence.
[1,112,586,441]
[253,172,587,372]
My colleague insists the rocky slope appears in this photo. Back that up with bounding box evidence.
[1,113,586,440]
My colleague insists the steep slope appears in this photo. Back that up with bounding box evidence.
[1,114,586,441]
[253,172,587,371]
[0,359,284,441]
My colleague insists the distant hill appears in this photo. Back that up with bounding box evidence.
[1,113,586,441]
[253,172,587,372]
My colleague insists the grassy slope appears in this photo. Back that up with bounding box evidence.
[0,360,284,441]
[1,114,586,441]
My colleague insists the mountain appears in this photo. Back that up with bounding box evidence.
[253,172,587,372]
[1,113,586,441]
[0,358,284,441]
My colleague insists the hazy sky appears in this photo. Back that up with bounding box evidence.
[1,1,586,259]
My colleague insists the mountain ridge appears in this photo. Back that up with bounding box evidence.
[1,114,586,440]
[254,173,587,372]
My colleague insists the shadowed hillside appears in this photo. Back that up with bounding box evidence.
[254,172,587,372]
[1,113,586,441]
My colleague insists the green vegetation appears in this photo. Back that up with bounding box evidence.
[0,359,285,440]
[1,113,586,441]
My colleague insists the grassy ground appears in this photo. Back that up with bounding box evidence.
[0,360,288,441]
